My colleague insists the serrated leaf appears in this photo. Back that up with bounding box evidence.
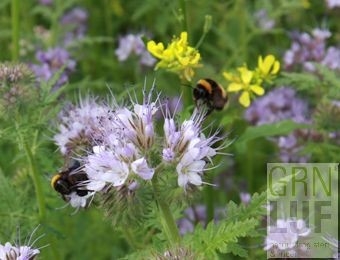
[223,242,248,257]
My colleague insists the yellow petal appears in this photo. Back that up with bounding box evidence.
[262,55,275,74]
[179,32,188,44]
[147,41,164,59]
[228,83,243,92]
[239,91,250,107]
[272,60,280,74]
[240,69,253,84]
[250,85,265,95]
[223,72,233,81]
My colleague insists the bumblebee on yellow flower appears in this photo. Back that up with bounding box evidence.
[147,32,201,82]
[223,54,280,107]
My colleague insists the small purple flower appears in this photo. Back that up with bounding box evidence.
[54,97,108,155]
[254,9,275,31]
[326,0,340,9]
[131,157,154,180]
[284,28,340,72]
[177,205,224,235]
[85,149,130,191]
[30,47,76,89]
[60,7,88,45]
[0,226,43,260]
[115,34,156,67]
[163,108,222,188]
[264,218,311,258]
[239,192,251,205]
[245,86,311,162]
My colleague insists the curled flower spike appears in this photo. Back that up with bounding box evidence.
[147,32,201,82]
[225,67,264,107]
[53,97,108,156]
[163,108,223,188]
[81,88,159,194]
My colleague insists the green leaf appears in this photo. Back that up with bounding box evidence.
[235,120,310,152]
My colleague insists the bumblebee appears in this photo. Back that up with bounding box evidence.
[193,78,228,113]
[51,161,90,201]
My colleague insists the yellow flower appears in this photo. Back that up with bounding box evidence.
[224,67,264,107]
[147,32,201,82]
[256,54,280,83]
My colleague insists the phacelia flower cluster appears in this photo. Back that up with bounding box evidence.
[0,226,44,260]
[0,242,40,260]
[53,88,224,207]
[30,47,76,89]
[115,33,156,67]
[264,218,311,258]
[284,28,340,72]
[53,98,108,156]
[223,54,280,107]
[245,86,311,162]
[147,32,201,82]
[0,62,36,111]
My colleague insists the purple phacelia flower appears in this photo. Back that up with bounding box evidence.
[115,34,156,67]
[245,86,311,162]
[30,47,76,89]
[54,97,108,156]
[264,218,311,258]
[326,0,340,9]
[60,7,88,46]
[284,28,340,72]
[254,9,275,31]
[177,205,225,235]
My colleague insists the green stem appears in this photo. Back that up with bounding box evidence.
[179,0,188,33]
[11,0,20,61]
[204,186,214,222]
[23,140,46,220]
[16,126,46,221]
[151,174,181,245]
[195,15,212,49]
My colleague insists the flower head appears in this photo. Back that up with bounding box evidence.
[60,7,88,46]
[115,33,156,67]
[244,86,311,162]
[284,28,340,72]
[147,32,201,81]
[224,66,264,107]
[163,108,222,188]
[0,226,43,260]
[53,97,108,156]
[264,218,311,258]
[223,54,280,107]
[255,55,280,83]
[30,47,76,89]
[80,89,159,193]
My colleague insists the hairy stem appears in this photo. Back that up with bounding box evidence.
[152,174,181,245]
